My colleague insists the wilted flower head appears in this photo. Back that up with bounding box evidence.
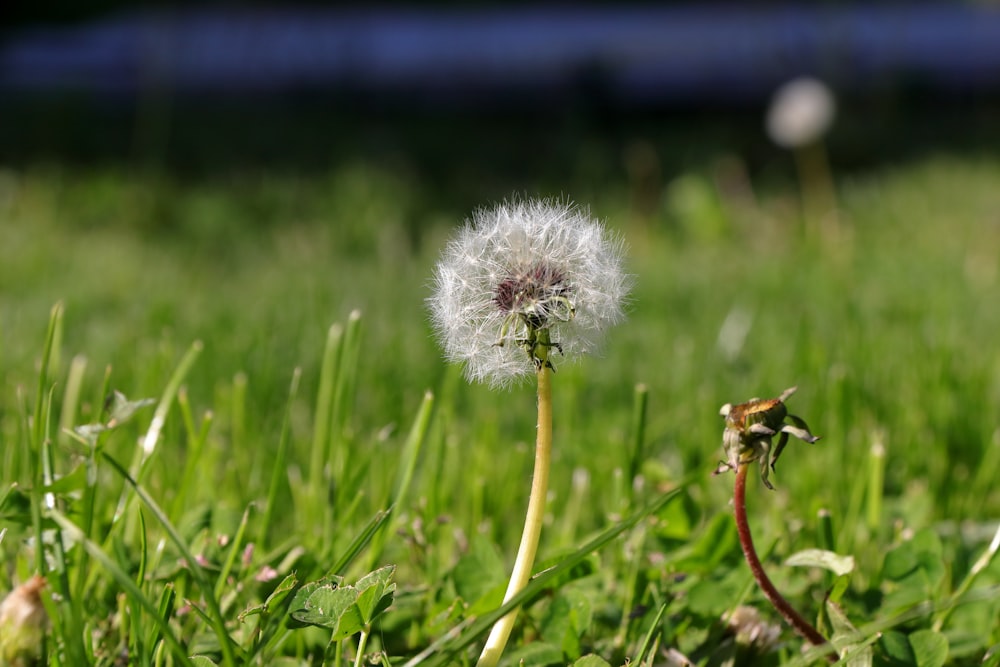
[725,605,782,652]
[715,386,820,489]
[0,575,48,667]
[766,77,836,149]
[429,198,629,387]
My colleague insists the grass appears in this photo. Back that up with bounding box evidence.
[2,146,1000,665]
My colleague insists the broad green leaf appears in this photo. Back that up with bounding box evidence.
[911,529,945,586]
[353,580,395,628]
[190,657,219,667]
[573,656,612,667]
[290,583,359,630]
[881,571,935,612]
[909,629,948,667]
[883,544,919,580]
[883,529,943,584]
[540,588,591,660]
[289,575,343,618]
[880,631,916,665]
[368,585,395,622]
[881,529,946,613]
[452,535,506,607]
[655,490,699,543]
[785,548,856,576]
[879,629,949,667]
[668,512,738,573]
[353,564,396,624]
[354,563,395,591]
[463,579,507,616]
[686,568,744,618]
[330,604,365,642]
[264,573,299,608]
[289,567,395,639]
[239,573,298,622]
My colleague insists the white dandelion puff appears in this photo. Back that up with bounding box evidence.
[429,197,630,387]
[766,77,836,149]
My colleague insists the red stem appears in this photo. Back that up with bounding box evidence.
[734,463,836,662]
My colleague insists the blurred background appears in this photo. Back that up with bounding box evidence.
[4,2,1000,427]
[4,2,1000,196]
[5,7,1000,663]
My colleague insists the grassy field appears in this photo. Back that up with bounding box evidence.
[2,141,1000,666]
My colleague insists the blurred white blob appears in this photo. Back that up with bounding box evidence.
[717,306,754,361]
[766,77,836,149]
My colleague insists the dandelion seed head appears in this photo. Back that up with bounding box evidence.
[766,76,836,149]
[429,197,630,388]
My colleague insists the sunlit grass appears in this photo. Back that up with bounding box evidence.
[1,154,1000,665]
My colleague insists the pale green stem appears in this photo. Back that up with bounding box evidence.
[354,627,370,667]
[933,520,1000,631]
[476,363,553,667]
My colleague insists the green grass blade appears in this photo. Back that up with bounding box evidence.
[231,372,249,484]
[41,385,89,665]
[261,367,301,546]
[329,509,393,576]
[172,390,214,522]
[215,504,253,602]
[57,354,87,449]
[332,310,363,453]
[101,450,239,667]
[933,521,1000,631]
[627,383,649,496]
[112,339,204,531]
[391,390,435,521]
[48,507,194,667]
[367,390,435,569]
[309,323,344,514]
[29,303,63,575]
[131,509,150,664]
[866,438,885,532]
[147,583,178,657]
[31,302,63,454]
[408,484,687,667]
[633,601,668,666]
[137,339,205,468]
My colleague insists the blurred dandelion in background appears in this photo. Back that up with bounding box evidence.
[766,77,836,150]
[766,77,841,243]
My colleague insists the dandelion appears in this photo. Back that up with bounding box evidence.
[715,386,819,490]
[429,198,629,388]
[766,77,835,150]
[428,197,629,666]
[765,77,840,242]
[714,387,835,662]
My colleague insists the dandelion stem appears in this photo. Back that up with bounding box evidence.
[477,363,553,667]
[733,462,836,662]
